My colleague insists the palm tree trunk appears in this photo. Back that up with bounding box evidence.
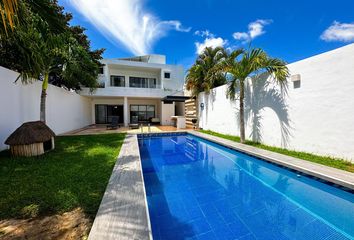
[40,72,49,123]
[239,79,245,143]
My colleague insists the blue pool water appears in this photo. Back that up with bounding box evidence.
[138,133,354,240]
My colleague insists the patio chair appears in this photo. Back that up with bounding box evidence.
[129,116,139,129]
[107,116,119,130]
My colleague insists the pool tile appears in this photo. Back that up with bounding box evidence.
[237,233,256,240]
[228,219,250,238]
[214,198,236,211]
[188,206,205,220]
[232,198,265,219]
[325,232,351,240]
[190,218,212,235]
[196,190,226,204]
[252,229,290,240]
[159,228,193,240]
[213,225,235,240]
[199,203,219,217]
[140,135,354,240]
[151,228,161,240]
[295,219,349,240]
[221,213,238,224]
[197,231,218,240]
[290,208,316,228]
[206,213,227,229]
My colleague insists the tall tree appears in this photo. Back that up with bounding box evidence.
[0,0,103,123]
[186,46,227,96]
[218,48,289,143]
[0,0,67,35]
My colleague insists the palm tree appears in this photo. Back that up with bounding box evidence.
[219,48,289,143]
[0,4,100,123]
[0,0,18,33]
[186,46,227,96]
[1,0,66,35]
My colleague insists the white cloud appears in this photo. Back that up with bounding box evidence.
[233,19,272,42]
[194,30,214,38]
[195,37,227,54]
[232,32,249,41]
[320,21,354,42]
[69,0,190,55]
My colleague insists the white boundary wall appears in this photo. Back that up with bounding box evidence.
[0,67,92,150]
[198,44,354,161]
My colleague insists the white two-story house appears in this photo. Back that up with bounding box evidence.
[80,54,186,127]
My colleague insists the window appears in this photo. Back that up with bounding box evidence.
[164,72,171,79]
[98,67,104,74]
[95,104,124,124]
[130,105,155,122]
[149,78,157,88]
[110,75,125,87]
[129,77,157,88]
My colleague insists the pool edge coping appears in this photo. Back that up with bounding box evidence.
[188,131,354,191]
[88,134,153,240]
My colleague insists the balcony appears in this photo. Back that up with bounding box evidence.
[79,86,177,98]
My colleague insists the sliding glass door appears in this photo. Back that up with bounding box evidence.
[95,105,124,124]
[130,105,155,122]
[95,105,107,124]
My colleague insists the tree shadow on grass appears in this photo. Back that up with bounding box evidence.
[0,133,126,220]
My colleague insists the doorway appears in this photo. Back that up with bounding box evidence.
[95,105,124,124]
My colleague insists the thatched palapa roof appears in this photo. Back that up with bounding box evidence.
[5,121,56,145]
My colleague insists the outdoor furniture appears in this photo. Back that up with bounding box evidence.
[171,116,186,129]
[107,116,119,129]
[192,118,198,129]
[129,116,139,129]
[150,117,160,125]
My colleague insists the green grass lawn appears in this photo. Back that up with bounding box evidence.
[199,130,354,173]
[0,133,126,220]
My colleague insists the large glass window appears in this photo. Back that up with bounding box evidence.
[95,105,124,124]
[130,105,155,122]
[110,75,125,87]
[129,77,157,88]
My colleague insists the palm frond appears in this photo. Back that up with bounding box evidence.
[0,0,18,34]
[186,46,228,96]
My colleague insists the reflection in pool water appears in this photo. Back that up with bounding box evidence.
[139,134,354,240]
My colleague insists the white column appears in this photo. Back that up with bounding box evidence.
[124,97,128,126]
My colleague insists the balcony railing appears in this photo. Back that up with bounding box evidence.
[109,84,162,89]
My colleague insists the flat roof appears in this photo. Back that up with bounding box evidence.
[161,95,191,102]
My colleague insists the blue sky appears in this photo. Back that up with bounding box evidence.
[59,0,354,69]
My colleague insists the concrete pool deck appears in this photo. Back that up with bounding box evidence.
[88,131,354,239]
[88,134,152,240]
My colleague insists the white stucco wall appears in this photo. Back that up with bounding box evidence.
[161,102,175,125]
[0,67,92,151]
[88,58,185,98]
[107,67,161,88]
[198,43,354,161]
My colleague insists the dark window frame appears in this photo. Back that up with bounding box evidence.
[129,76,157,88]
[164,72,171,79]
[110,75,125,87]
[130,104,155,122]
[95,104,124,124]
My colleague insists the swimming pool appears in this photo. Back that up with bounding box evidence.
[138,133,354,240]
